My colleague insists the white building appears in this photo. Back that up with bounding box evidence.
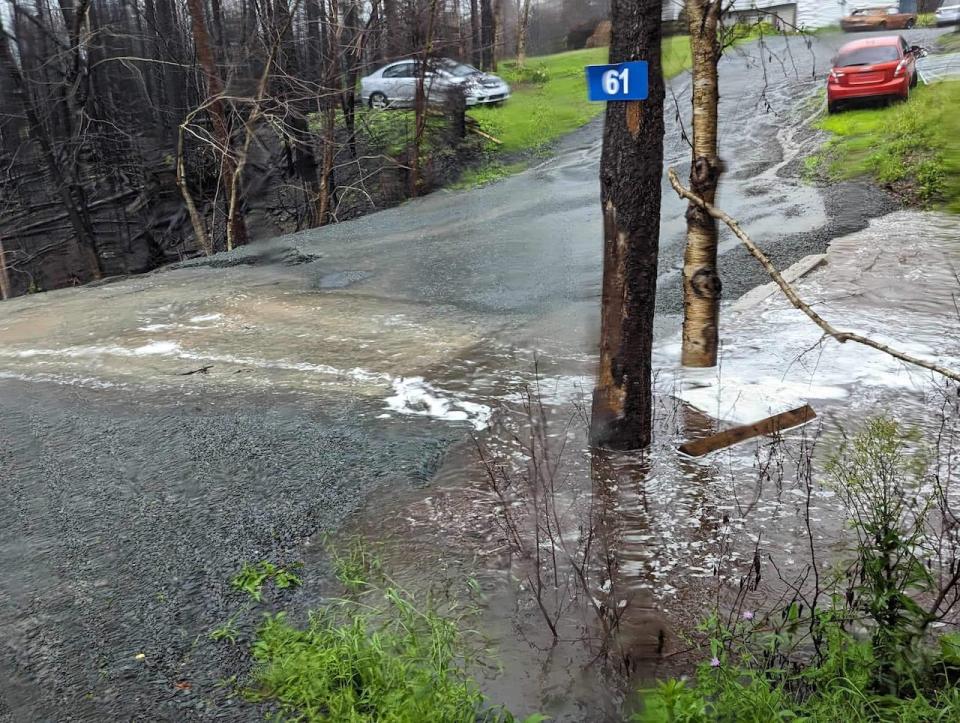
[662,0,861,30]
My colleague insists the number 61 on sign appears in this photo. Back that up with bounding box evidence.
[585,61,649,102]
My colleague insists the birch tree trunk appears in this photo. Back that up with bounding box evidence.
[591,0,665,449]
[681,0,723,367]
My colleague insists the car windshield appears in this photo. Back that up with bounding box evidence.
[436,59,480,77]
[836,46,900,66]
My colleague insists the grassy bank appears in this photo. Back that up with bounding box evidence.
[455,36,692,186]
[809,81,960,212]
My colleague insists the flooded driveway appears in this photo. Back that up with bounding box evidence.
[0,28,953,721]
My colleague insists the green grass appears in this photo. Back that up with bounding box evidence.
[217,544,535,722]
[450,160,527,189]
[466,36,692,158]
[939,32,960,54]
[811,81,960,211]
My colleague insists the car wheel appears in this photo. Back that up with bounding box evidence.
[905,18,915,28]
[878,21,887,29]
[910,71,918,88]
[827,100,840,114]
[369,92,388,110]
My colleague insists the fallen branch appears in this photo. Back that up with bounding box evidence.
[667,167,960,384]
[178,365,213,376]
[469,126,502,144]
[679,404,816,457]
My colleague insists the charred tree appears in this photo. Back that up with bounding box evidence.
[185,0,248,249]
[0,11,103,281]
[591,0,665,449]
[480,0,495,69]
[0,236,10,300]
[681,0,723,367]
[412,0,441,197]
[470,0,482,67]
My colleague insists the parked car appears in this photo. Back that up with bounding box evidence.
[827,35,923,113]
[936,2,960,25]
[360,59,511,109]
[840,6,917,31]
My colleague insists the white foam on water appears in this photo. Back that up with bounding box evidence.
[133,340,181,355]
[0,370,124,390]
[2,341,496,430]
[189,313,223,323]
[385,377,492,430]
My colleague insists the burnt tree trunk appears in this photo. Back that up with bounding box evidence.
[480,0,495,70]
[0,12,103,281]
[0,236,10,300]
[185,0,248,249]
[470,0,482,67]
[591,0,665,449]
[681,0,723,367]
[411,0,440,197]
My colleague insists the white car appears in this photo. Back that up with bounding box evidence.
[937,2,960,24]
[360,58,511,109]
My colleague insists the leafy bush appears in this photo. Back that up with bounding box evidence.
[509,63,550,86]
[636,419,960,721]
[247,598,492,722]
[220,543,534,722]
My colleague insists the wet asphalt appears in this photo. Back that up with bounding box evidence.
[0,27,950,721]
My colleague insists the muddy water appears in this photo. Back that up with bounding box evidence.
[0,265,500,429]
[338,211,960,721]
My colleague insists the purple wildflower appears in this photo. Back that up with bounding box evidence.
[742,610,755,621]
[710,657,721,667]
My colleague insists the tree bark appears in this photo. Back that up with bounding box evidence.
[681,0,723,367]
[0,236,11,300]
[492,0,504,70]
[470,0,482,67]
[185,0,248,249]
[591,0,665,449]
[480,0,495,70]
[516,0,532,68]
[0,12,103,281]
[382,0,400,58]
[412,0,441,197]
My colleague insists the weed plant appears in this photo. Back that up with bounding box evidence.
[636,418,960,721]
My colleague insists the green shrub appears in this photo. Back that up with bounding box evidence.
[635,419,960,721]
[247,597,492,722]
[218,543,533,722]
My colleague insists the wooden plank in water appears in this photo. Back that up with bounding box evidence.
[678,404,817,457]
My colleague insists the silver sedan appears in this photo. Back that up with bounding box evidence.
[936,3,960,25]
[360,58,511,109]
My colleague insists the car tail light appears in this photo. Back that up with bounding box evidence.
[829,69,844,82]
[895,58,909,77]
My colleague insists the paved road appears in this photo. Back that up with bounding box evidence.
[0,27,949,721]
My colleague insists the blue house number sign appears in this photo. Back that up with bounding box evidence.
[585,61,649,102]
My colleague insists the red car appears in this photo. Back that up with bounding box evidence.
[827,35,921,113]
